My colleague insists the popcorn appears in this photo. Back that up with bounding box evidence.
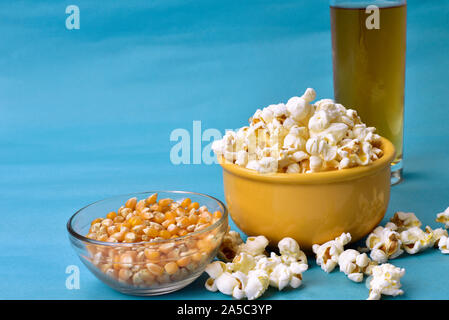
[231,252,256,274]
[215,272,240,295]
[438,236,449,254]
[366,263,405,300]
[217,228,243,262]
[239,235,269,257]
[269,263,292,290]
[425,226,448,247]
[390,212,422,232]
[400,226,434,254]
[213,88,384,174]
[366,226,403,263]
[205,234,308,300]
[436,207,449,228]
[312,232,352,273]
[338,249,376,282]
[245,269,270,300]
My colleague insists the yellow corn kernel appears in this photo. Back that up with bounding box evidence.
[164,262,179,275]
[164,211,177,221]
[159,230,171,239]
[144,249,160,261]
[178,229,188,237]
[128,216,143,227]
[124,232,137,243]
[125,197,137,210]
[158,198,173,208]
[143,227,159,238]
[118,268,133,281]
[213,211,222,219]
[113,215,125,223]
[146,193,158,205]
[106,211,117,220]
[188,202,200,211]
[162,219,175,229]
[191,251,203,262]
[176,207,186,216]
[90,218,103,226]
[176,256,191,267]
[181,198,191,208]
[167,224,178,235]
[188,214,199,225]
[146,263,164,276]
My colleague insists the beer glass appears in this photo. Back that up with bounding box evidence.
[330,0,407,185]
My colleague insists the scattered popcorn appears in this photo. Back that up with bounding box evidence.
[400,226,434,254]
[204,233,308,300]
[212,88,383,174]
[438,236,449,254]
[366,263,405,300]
[390,211,422,232]
[312,232,352,273]
[436,207,449,229]
[366,226,403,263]
[338,249,377,282]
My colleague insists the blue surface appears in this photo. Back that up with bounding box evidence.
[0,0,448,300]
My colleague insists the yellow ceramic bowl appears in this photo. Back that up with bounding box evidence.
[218,137,395,251]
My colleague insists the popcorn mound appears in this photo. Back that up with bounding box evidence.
[212,88,383,174]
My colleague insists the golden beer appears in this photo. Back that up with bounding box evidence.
[330,1,406,183]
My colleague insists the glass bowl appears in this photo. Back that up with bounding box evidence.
[67,191,228,296]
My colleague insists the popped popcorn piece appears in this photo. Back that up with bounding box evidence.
[366,226,403,263]
[400,226,434,254]
[231,271,248,300]
[215,272,240,295]
[366,263,405,300]
[425,226,448,247]
[390,212,422,232]
[238,235,269,257]
[338,249,375,282]
[436,207,449,228]
[213,88,384,174]
[217,228,244,262]
[438,235,449,254]
[245,269,270,300]
[231,252,256,274]
[312,232,352,273]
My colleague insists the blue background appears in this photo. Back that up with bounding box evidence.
[0,0,448,299]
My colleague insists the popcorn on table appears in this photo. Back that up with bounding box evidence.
[390,211,422,232]
[436,207,449,229]
[366,225,403,263]
[312,232,351,273]
[212,88,383,174]
[205,235,308,300]
[399,226,434,254]
[338,249,377,282]
[366,263,405,300]
[438,235,449,254]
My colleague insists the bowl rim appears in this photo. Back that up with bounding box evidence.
[218,137,395,184]
[67,190,228,247]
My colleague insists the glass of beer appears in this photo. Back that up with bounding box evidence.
[330,0,407,185]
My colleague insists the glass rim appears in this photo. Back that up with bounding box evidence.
[67,190,229,247]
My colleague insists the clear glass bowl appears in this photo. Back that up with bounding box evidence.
[67,191,228,296]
